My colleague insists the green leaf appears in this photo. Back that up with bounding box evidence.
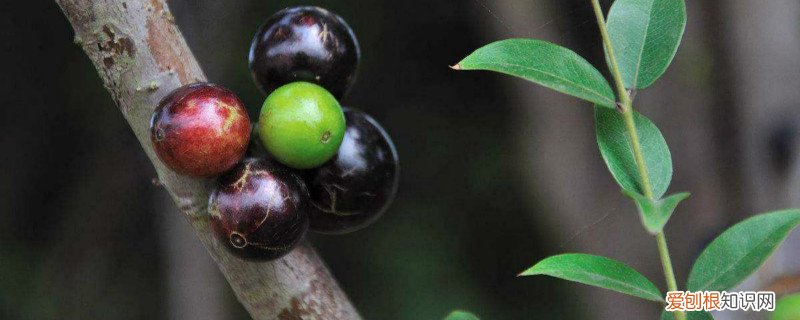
[772,293,800,320]
[454,39,616,108]
[661,311,714,320]
[444,310,480,320]
[687,210,800,291]
[520,253,663,302]
[606,0,687,89]
[688,311,714,320]
[595,106,672,198]
[624,191,690,234]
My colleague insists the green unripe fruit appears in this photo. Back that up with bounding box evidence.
[258,82,346,169]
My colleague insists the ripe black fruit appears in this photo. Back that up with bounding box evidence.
[209,158,309,260]
[249,6,360,98]
[306,108,399,234]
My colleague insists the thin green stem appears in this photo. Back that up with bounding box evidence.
[590,0,630,108]
[590,0,654,199]
[621,110,655,199]
[657,233,679,293]
[589,1,684,319]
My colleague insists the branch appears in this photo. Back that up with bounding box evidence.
[54,0,361,319]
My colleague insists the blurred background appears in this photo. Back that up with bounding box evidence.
[1,0,799,319]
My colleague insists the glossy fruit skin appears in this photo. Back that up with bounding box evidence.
[209,158,309,261]
[258,82,346,169]
[150,83,250,177]
[305,108,399,234]
[249,6,360,98]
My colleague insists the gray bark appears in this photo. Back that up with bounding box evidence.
[54,0,361,319]
[159,193,229,320]
[159,1,255,318]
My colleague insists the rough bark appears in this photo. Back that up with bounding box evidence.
[54,0,361,319]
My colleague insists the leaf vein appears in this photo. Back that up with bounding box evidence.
[631,0,656,88]
[696,227,788,290]
[470,61,615,107]
[541,268,660,301]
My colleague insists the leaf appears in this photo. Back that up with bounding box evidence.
[454,39,616,108]
[444,310,480,320]
[688,311,715,320]
[520,253,662,302]
[772,293,800,320]
[606,0,687,89]
[687,210,800,292]
[624,191,690,234]
[661,311,714,320]
[595,106,672,198]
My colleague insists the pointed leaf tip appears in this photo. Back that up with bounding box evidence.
[456,39,616,108]
[521,253,663,302]
[687,209,800,292]
[624,191,690,234]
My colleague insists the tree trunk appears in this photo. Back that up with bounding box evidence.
[159,193,230,320]
[53,0,361,319]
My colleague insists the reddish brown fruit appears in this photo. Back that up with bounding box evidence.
[150,83,251,177]
[209,158,309,261]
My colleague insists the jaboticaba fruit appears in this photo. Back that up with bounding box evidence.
[150,83,250,177]
[258,82,346,169]
[209,158,309,261]
[306,108,399,234]
[249,6,360,99]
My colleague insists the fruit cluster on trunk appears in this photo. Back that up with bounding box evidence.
[150,6,398,261]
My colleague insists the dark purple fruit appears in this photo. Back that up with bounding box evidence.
[306,108,399,234]
[209,158,309,260]
[248,6,360,99]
